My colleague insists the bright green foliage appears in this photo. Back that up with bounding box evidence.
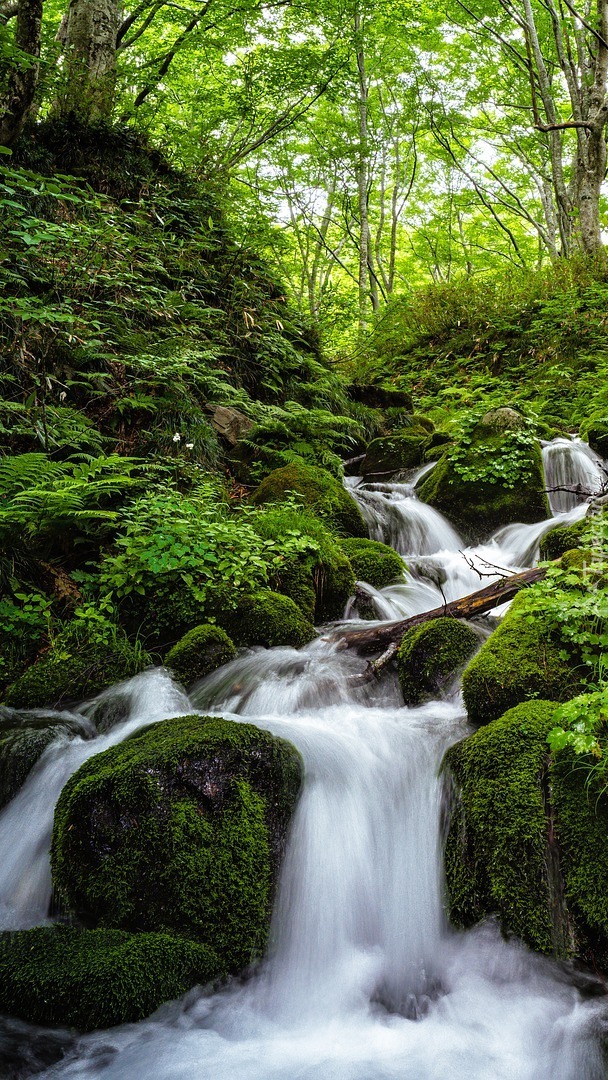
[444,701,564,955]
[2,619,150,710]
[418,420,549,541]
[251,462,367,538]
[165,625,236,687]
[461,591,581,727]
[252,505,356,622]
[0,590,53,689]
[217,590,315,648]
[234,403,363,483]
[0,927,220,1032]
[338,538,404,590]
[51,715,302,972]
[397,618,479,706]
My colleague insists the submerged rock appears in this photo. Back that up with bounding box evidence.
[0,926,218,1032]
[51,715,303,973]
[0,707,93,809]
[2,622,150,711]
[251,462,367,538]
[397,618,479,706]
[165,624,236,687]
[461,592,580,726]
[444,699,608,971]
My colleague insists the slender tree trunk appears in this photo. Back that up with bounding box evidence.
[56,0,119,120]
[355,5,371,335]
[0,0,42,145]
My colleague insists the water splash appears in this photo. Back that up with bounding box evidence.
[543,438,606,514]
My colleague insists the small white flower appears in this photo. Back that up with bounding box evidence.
[185,442,194,450]
[172,433,181,442]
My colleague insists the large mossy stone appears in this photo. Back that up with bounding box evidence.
[250,462,367,538]
[360,432,427,476]
[217,589,316,648]
[418,426,550,543]
[444,700,608,970]
[0,707,92,809]
[0,926,219,1032]
[51,715,303,973]
[539,508,606,561]
[397,618,479,706]
[2,623,151,711]
[252,506,355,623]
[339,537,404,590]
[444,701,562,955]
[461,592,580,726]
[165,624,236,687]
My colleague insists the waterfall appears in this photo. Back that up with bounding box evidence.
[542,438,606,514]
[0,670,189,931]
[1,448,607,1078]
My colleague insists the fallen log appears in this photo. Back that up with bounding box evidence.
[329,564,547,657]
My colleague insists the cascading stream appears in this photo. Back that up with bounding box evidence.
[542,438,606,514]
[0,438,607,1077]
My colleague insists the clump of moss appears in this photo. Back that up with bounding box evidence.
[418,426,549,542]
[461,592,580,726]
[397,618,479,706]
[539,514,598,561]
[165,625,236,687]
[2,622,151,711]
[118,573,209,653]
[51,715,302,973]
[0,708,92,809]
[339,538,404,590]
[250,462,367,538]
[360,432,427,476]
[0,926,219,1031]
[251,505,355,623]
[444,700,560,955]
[217,589,315,648]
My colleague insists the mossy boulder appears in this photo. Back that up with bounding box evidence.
[217,589,315,648]
[539,509,605,561]
[250,462,367,538]
[51,715,302,972]
[397,618,479,706]
[252,506,356,623]
[2,622,151,711]
[461,592,581,727]
[0,926,219,1032]
[418,427,550,543]
[339,537,404,590]
[347,384,413,411]
[119,573,208,652]
[360,432,427,476]
[0,707,92,809]
[165,625,236,687]
[445,699,608,970]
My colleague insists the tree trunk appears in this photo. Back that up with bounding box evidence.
[329,565,547,655]
[56,0,119,120]
[355,6,371,336]
[0,0,42,146]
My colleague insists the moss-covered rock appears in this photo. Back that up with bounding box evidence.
[217,589,315,648]
[250,462,367,538]
[0,926,219,1032]
[445,699,608,970]
[2,622,151,711]
[51,714,302,972]
[0,707,92,809]
[360,432,427,476]
[461,592,581,727]
[587,423,608,460]
[339,538,404,590]
[119,573,208,653]
[418,426,550,542]
[539,510,604,561]
[165,625,236,687]
[251,505,356,623]
[444,701,562,955]
[397,618,479,706]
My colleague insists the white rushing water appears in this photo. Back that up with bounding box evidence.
[543,438,606,514]
[0,439,607,1077]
